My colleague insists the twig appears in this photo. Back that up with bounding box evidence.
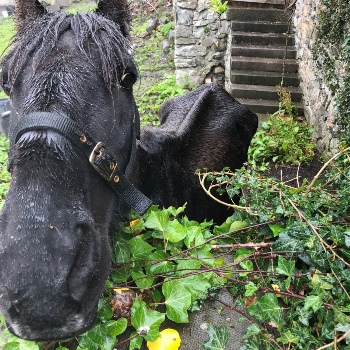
[316,328,350,350]
[211,242,274,249]
[287,198,350,268]
[209,296,284,350]
[197,172,251,212]
[305,147,350,194]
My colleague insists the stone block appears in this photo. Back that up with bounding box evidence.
[174,57,197,68]
[175,25,193,37]
[193,27,207,40]
[177,0,197,9]
[176,9,194,25]
[202,37,215,47]
[176,37,197,45]
[197,0,208,12]
[176,44,207,57]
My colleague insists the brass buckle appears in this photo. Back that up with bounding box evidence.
[89,142,118,181]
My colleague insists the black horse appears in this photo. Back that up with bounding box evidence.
[0,0,258,341]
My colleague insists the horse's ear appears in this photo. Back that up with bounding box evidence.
[14,0,46,29]
[96,0,131,37]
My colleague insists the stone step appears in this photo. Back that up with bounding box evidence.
[231,20,292,34]
[231,69,300,86]
[227,7,293,22]
[232,31,295,46]
[232,44,296,59]
[231,56,299,73]
[229,1,286,9]
[228,0,287,7]
[236,98,304,115]
[231,84,302,101]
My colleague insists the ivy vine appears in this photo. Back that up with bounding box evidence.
[314,0,350,144]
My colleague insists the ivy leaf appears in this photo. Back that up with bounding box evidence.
[244,281,258,297]
[269,224,286,237]
[273,232,300,252]
[184,226,202,248]
[179,275,211,302]
[164,219,187,243]
[131,297,165,342]
[344,230,350,247]
[191,245,215,267]
[144,210,169,231]
[276,330,299,345]
[103,319,127,338]
[202,324,231,350]
[304,295,323,312]
[131,269,155,289]
[242,324,261,339]
[97,301,113,323]
[234,248,253,263]
[112,235,131,263]
[275,256,295,277]
[247,293,282,325]
[78,324,116,350]
[176,259,201,276]
[162,280,192,323]
[129,333,143,350]
[129,236,154,260]
[3,342,39,350]
[334,308,350,325]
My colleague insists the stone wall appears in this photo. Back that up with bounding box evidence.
[173,0,230,86]
[293,0,339,153]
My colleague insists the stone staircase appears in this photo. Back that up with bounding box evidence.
[226,0,303,115]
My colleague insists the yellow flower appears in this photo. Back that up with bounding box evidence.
[271,284,281,297]
[147,328,181,350]
[129,219,139,227]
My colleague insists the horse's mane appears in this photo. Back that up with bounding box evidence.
[1,11,134,91]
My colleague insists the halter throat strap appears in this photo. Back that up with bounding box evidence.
[10,112,152,215]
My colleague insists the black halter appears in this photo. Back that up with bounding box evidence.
[9,112,152,215]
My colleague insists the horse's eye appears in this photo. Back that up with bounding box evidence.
[120,73,136,89]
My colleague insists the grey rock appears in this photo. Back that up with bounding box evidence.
[146,17,159,33]
[163,39,171,53]
[176,8,194,25]
[177,0,197,9]
[168,29,175,45]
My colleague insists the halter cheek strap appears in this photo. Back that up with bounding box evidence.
[10,112,152,215]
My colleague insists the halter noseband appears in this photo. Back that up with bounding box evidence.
[9,112,152,215]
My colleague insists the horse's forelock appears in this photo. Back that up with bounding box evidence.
[1,11,133,92]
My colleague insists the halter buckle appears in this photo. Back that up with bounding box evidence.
[89,142,119,181]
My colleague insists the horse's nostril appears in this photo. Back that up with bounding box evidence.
[68,224,96,302]
[9,300,21,316]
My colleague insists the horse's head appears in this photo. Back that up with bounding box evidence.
[0,0,147,340]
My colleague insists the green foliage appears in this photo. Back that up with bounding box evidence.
[136,75,185,125]
[314,0,350,144]
[65,0,97,14]
[160,22,174,37]
[202,324,231,350]
[209,0,228,16]
[248,115,315,169]
[197,146,350,348]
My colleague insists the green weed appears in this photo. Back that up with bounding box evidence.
[209,0,228,15]
[248,116,315,170]
[135,75,184,125]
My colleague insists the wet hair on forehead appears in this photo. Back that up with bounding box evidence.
[1,11,134,91]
